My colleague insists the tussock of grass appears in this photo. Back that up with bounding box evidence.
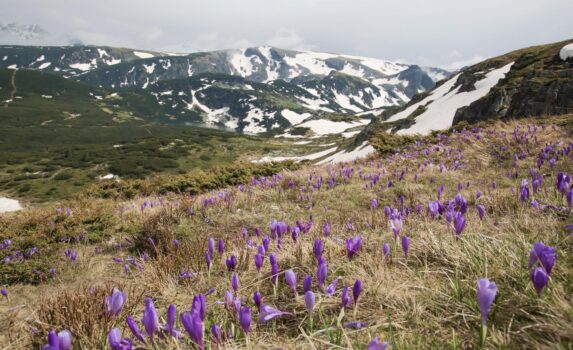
[0,116,572,349]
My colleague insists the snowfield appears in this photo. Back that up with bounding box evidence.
[386,62,514,136]
[254,147,338,163]
[0,197,22,213]
[69,62,92,71]
[317,141,375,164]
[296,118,370,136]
[133,51,155,59]
[281,109,311,125]
[560,43,573,61]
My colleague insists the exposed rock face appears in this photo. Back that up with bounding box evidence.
[453,39,573,124]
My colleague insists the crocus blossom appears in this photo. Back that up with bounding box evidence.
[239,306,252,335]
[531,267,549,297]
[106,288,126,317]
[476,278,497,326]
[368,337,389,350]
[181,311,203,350]
[345,236,363,260]
[142,298,158,343]
[258,304,291,323]
[285,269,297,295]
[401,235,410,258]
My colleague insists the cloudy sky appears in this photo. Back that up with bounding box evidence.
[2,0,573,69]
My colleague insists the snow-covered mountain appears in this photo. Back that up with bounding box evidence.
[0,44,450,134]
[0,22,47,43]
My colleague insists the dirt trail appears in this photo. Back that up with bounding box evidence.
[3,68,17,108]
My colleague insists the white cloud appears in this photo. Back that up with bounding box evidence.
[266,28,315,51]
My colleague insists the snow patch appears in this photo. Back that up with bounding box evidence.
[0,197,22,213]
[230,50,254,76]
[99,174,117,180]
[133,51,155,59]
[560,43,573,61]
[38,62,51,69]
[281,109,311,125]
[254,147,338,163]
[317,141,375,164]
[69,63,92,71]
[143,63,156,74]
[297,118,370,136]
[243,108,269,134]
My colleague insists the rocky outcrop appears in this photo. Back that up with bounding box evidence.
[453,39,573,124]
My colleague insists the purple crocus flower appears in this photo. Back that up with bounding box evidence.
[345,236,363,260]
[59,330,73,350]
[239,306,252,335]
[254,253,263,272]
[352,280,362,306]
[108,328,132,350]
[528,241,556,275]
[231,273,240,292]
[520,179,530,203]
[258,304,291,323]
[303,275,312,293]
[285,269,297,295]
[382,243,390,260]
[205,252,212,270]
[1,288,7,299]
[305,291,316,316]
[257,244,266,257]
[341,287,351,310]
[106,288,127,316]
[269,253,277,266]
[126,315,145,342]
[253,291,262,310]
[531,267,549,298]
[316,258,328,289]
[313,239,323,261]
[191,294,206,320]
[325,278,339,296]
[428,201,439,219]
[368,337,389,350]
[162,304,183,339]
[44,330,72,350]
[390,213,403,239]
[343,321,368,329]
[225,255,237,271]
[323,222,330,237]
[476,278,497,326]
[454,212,466,240]
[371,198,378,209]
[271,262,279,286]
[262,236,270,253]
[477,204,486,220]
[181,311,203,350]
[142,298,158,343]
[217,239,225,256]
[401,235,410,258]
[208,237,215,258]
[211,324,222,345]
[455,193,468,214]
[291,226,300,242]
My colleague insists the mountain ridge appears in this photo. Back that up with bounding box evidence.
[0,44,449,134]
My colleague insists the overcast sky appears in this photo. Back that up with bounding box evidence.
[2,0,573,69]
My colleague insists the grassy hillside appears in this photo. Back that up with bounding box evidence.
[0,115,571,349]
[0,69,314,202]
